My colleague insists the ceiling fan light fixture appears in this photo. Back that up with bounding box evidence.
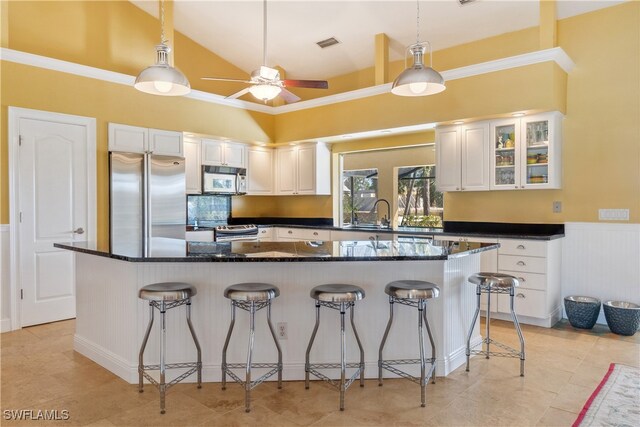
[249,84,282,102]
[135,43,191,96]
[135,0,190,97]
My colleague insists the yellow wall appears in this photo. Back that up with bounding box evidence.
[1,1,639,239]
[0,61,273,243]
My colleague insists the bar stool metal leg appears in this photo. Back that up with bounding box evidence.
[350,303,365,388]
[509,288,526,376]
[159,301,167,414]
[339,302,346,411]
[485,288,491,358]
[305,302,321,390]
[466,285,482,372]
[378,297,394,387]
[266,301,283,389]
[244,301,256,413]
[138,303,154,393]
[423,306,436,385]
[221,303,236,391]
[418,299,427,407]
[185,300,202,389]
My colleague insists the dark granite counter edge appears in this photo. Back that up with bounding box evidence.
[54,243,499,263]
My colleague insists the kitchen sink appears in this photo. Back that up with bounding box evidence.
[342,224,392,230]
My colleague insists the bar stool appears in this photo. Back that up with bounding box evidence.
[138,282,202,414]
[305,284,365,411]
[465,273,525,376]
[378,280,439,407]
[221,283,282,413]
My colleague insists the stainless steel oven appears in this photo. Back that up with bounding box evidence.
[214,224,259,242]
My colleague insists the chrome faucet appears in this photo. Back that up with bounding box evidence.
[372,199,391,228]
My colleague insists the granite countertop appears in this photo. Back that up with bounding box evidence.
[54,237,499,263]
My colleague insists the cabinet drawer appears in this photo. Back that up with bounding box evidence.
[499,288,547,318]
[498,239,547,257]
[257,227,274,240]
[277,228,331,241]
[498,271,546,291]
[499,254,546,274]
[185,230,214,242]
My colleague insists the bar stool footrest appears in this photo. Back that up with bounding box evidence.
[379,359,436,386]
[140,365,200,391]
[470,338,523,359]
[222,363,282,390]
[307,363,364,391]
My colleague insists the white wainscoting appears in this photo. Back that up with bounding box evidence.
[1,224,11,332]
[561,222,640,325]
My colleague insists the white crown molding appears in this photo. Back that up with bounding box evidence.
[1,47,574,116]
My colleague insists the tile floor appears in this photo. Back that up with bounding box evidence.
[1,319,638,426]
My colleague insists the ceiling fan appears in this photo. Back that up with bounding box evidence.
[201,0,328,104]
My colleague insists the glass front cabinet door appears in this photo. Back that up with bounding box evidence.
[490,112,562,190]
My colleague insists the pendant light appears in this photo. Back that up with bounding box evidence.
[391,0,445,97]
[134,0,190,96]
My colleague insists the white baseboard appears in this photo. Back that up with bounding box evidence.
[1,318,11,333]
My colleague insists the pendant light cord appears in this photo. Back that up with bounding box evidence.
[416,0,420,45]
[160,0,166,44]
[262,0,267,66]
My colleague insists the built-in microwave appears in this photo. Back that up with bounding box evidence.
[202,165,247,195]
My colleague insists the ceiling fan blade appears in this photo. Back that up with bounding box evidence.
[279,89,301,104]
[201,77,252,83]
[225,87,251,99]
[283,79,329,89]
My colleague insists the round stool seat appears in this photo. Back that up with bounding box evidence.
[139,282,196,301]
[310,284,365,303]
[469,273,519,290]
[224,283,280,301]
[385,280,440,300]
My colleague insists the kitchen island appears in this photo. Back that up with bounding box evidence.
[56,238,498,384]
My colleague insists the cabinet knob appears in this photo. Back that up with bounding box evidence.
[516,293,526,299]
[461,188,465,191]
[456,187,460,191]
[518,277,526,282]
[521,185,525,189]
[261,230,266,234]
[288,230,293,234]
[515,186,519,189]
[516,261,526,266]
[313,232,318,236]
[516,244,526,249]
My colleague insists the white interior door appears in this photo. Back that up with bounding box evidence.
[15,111,96,327]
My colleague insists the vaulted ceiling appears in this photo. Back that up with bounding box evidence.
[130,0,623,81]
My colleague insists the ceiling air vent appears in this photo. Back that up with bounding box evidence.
[316,37,340,49]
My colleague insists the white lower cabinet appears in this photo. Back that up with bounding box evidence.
[494,238,562,327]
[185,230,214,242]
[276,227,331,241]
[257,227,274,241]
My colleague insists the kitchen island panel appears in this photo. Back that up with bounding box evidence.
[72,253,482,384]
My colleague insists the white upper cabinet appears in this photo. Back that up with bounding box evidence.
[108,123,182,156]
[246,146,274,195]
[436,122,490,192]
[490,111,562,190]
[184,138,201,194]
[275,142,330,195]
[201,139,246,168]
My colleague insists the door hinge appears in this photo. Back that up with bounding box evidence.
[19,212,22,223]
[20,289,24,300]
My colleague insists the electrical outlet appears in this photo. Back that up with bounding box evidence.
[553,201,562,213]
[277,322,287,340]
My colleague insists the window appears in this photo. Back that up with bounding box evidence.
[187,195,231,227]
[397,166,443,228]
[342,169,378,225]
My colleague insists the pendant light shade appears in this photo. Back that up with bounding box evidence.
[134,0,190,96]
[392,1,445,97]
[391,43,445,96]
[248,84,282,102]
[135,44,191,96]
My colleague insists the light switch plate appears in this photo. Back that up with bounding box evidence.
[553,201,562,213]
[598,209,629,221]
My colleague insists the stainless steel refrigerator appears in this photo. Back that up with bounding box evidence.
[110,152,185,255]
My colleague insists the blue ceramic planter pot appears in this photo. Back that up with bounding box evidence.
[564,296,601,329]
[603,301,640,336]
